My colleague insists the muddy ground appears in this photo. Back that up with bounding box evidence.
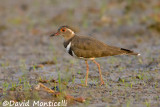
[0,0,160,107]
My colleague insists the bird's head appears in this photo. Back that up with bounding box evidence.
[50,26,75,40]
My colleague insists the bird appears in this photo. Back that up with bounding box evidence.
[50,25,140,86]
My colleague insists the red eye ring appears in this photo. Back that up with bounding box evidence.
[61,28,66,32]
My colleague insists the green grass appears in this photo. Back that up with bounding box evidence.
[145,100,151,107]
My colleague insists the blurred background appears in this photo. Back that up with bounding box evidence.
[0,0,160,65]
[0,0,160,106]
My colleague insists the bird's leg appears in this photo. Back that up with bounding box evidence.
[92,59,104,86]
[85,60,89,86]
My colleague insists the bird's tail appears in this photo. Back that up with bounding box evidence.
[120,48,140,56]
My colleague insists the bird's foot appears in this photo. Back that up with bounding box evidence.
[100,81,105,86]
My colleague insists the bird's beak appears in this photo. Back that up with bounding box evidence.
[50,32,59,37]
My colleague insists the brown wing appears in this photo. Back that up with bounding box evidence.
[71,36,138,58]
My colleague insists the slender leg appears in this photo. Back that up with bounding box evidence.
[91,59,104,86]
[85,60,89,86]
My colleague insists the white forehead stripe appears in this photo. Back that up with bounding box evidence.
[68,29,75,35]
[66,42,71,52]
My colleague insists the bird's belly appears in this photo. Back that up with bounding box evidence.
[65,42,95,60]
[67,50,95,60]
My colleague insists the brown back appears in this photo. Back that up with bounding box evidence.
[70,35,138,58]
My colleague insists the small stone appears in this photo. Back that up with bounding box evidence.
[110,73,120,82]
[51,86,60,92]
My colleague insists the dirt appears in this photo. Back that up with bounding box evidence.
[0,0,160,107]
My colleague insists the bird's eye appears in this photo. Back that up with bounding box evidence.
[61,28,66,32]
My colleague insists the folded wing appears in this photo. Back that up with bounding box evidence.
[71,36,139,58]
